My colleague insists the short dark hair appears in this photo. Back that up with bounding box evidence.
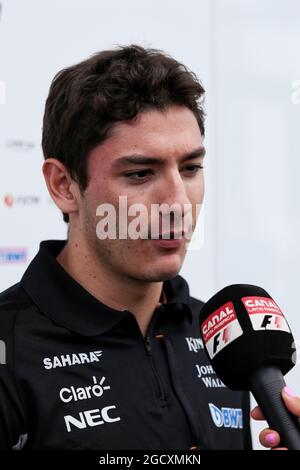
[42,44,205,223]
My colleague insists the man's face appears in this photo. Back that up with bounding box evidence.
[78,104,205,282]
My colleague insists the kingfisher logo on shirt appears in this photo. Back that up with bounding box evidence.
[185,337,204,352]
[208,403,243,429]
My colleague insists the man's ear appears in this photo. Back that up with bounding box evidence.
[42,158,80,217]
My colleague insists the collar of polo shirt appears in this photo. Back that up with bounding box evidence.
[20,240,193,337]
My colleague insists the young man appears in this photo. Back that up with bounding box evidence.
[0,45,298,450]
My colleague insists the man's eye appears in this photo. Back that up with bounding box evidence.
[124,165,204,182]
[183,165,204,174]
[125,170,153,181]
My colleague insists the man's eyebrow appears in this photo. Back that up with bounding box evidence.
[113,146,206,167]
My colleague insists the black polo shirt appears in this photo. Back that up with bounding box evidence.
[0,240,252,450]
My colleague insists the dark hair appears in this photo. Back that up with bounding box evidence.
[42,44,205,223]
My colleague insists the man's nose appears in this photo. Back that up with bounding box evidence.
[159,169,191,208]
[157,170,193,228]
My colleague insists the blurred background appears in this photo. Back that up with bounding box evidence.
[0,0,299,449]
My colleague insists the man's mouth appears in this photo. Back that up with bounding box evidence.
[149,230,185,240]
[159,231,184,239]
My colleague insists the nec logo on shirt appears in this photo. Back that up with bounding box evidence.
[208,403,243,429]
[43,351,102,369]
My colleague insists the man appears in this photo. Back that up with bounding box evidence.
[0,45,298,450]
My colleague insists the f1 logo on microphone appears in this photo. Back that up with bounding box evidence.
[242,296,291,333]
[213,327,230,355]
[201,302,243,359]
[260,314,283,329]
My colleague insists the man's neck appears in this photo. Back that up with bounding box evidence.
[56,238,164,337]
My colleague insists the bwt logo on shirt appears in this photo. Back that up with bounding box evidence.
[208,403,243,429]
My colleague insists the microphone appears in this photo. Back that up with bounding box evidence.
[199,284,300,449]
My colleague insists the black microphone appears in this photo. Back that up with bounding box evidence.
[199,284,300,449]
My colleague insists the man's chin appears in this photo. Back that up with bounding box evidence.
[143,261,183,282]
[159,252,187,277]
[156,271,181,282]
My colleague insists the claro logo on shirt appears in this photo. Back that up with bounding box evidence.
[61,375,121,433]
[59,376,110,403]
[208,403,243,429]
[43,351,102,369]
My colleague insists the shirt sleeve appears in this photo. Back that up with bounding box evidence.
[0,307,27,449]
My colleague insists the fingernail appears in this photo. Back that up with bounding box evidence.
[265,433,277,446]
[283,386,296,398]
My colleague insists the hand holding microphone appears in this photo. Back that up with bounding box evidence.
[199,284,300,450]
